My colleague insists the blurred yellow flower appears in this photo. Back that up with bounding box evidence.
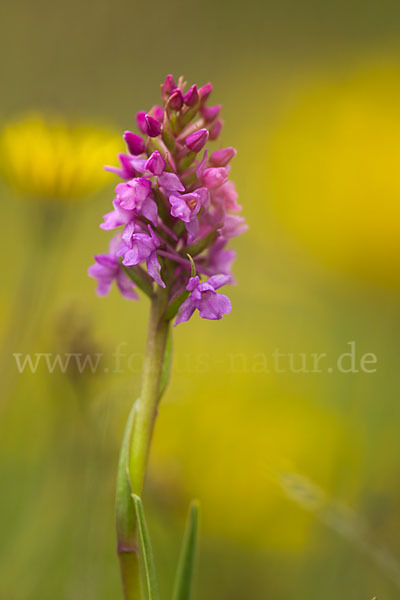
[0,113,121,202]
[150,370,358,552]
[255,59,400,289]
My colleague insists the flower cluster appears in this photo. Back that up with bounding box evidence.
[89,75,247,324]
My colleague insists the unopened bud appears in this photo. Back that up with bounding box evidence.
[150,105,164,122]
[136,111,147,135]
[209,147,236,167]
[183,84,199,107]
[209,118,223,141]
[161,74,176,99]
[145,150,166,176]
[202,167,228,189]
[145,114,162,137]
[199,82,213,102]
[168,89,184,111]
[123,131,145,155]
[185,128,209,153]
[201,104,221,123]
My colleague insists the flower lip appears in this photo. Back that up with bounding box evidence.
[158,172,185,193]
[88,250,138,300]
[105,153,136,180]
[175,273,232,325]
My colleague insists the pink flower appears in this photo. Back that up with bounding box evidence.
[202,167,229,189]
[117,224,165,288]
[88,247,137,300]
[145,151,166,176]
[91,74,247,324]
[211,181,242,213]
[175,275,232,324]
[169,188,208,242]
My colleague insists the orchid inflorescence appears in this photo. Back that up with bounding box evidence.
[89,74,247,324]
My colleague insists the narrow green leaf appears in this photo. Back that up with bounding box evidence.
[163,288,190,322]
[182,229,218,257]
[178,105,199,129]
[172,501,199,600]
[123,264,154,298]
[178,151,196,171]
[132,494,160,600]
[163,254,196,322]
[159,327,173,398]
[115,403,142,600]
[115,403,136,547]
[186,254,196,277]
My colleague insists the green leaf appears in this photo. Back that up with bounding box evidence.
[182,229,218,258]
[115,404,142,600]
[178,151,196,171]
[123,264,154,298]
[163,254,196,322]
[132,494,160,600]
[115,403,137,547]
[159,327,173,398]
[163,288,190,322]
[172,501,199,600]
[186,254,196,277]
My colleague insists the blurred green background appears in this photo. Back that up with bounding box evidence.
[1,0,400,598]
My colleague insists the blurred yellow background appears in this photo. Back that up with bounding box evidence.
[0,0,399,599]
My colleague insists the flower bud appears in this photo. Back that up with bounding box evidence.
[209,118,223,141]
[185,128,209,153]
[145,150,166,176]
[202,167,228,189]
[209,146,237,167]
[150,105,164,122]
[168,89,184,111]
[144,114,161,137]
[123,131,145,155]
[136,111,147,134]
[161,74,176,99]
[183,84,199,107]
[199,83,213,102]
[201,104,221,123]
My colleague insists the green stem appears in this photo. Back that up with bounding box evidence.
[116,290,170,600]
[129,292,170,493]
[116,405,142,600]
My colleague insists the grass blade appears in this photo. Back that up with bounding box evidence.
[172,501,199,600]
[132,494,160,600]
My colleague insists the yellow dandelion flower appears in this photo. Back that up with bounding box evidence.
[244,58,400,289]
[0,113,121,202]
